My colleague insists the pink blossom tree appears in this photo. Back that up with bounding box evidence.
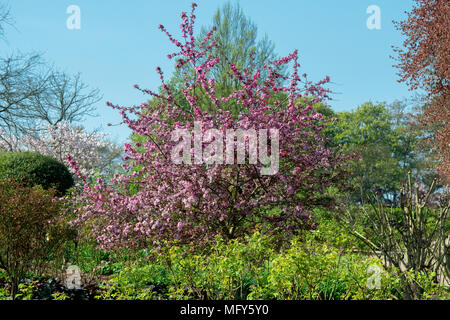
[68,3,349,251]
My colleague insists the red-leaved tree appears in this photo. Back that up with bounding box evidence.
[68,3,348,250]
[393,0,450,183]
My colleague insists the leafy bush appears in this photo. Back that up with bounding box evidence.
[95,265,163,300]
[0,151,74,195]
[312,208,369,251]
[159,232,273,300]
[246,236,402,300]
[94,230,449,300]
[94,233,273,300]
[45,214,450,301]
[0,180,70,298]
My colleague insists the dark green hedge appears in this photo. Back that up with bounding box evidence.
[0,151,74,195]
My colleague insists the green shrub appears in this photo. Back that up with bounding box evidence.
[0,151,73,195]
[161,233,273,300]
[86,230,450,300]
[95,264,167,300]
[313,208,369,251]
[94,232,402,300]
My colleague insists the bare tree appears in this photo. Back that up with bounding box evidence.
[0,2,12,40]
[0,3,102,147]
[30,71,101,126]
[0,58,102,129]
[0,53,48,146]
[0,59,102,141]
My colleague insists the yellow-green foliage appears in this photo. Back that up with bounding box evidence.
[93,228,449,300]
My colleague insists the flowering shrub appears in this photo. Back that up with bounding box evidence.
[68,3,348,250]
[0,122,121,183]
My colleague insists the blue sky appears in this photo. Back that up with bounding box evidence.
[4,0,414,144]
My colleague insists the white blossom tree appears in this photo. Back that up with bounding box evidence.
[0,122,122,182]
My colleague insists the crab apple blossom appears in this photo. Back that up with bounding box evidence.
[67,3,348,251]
